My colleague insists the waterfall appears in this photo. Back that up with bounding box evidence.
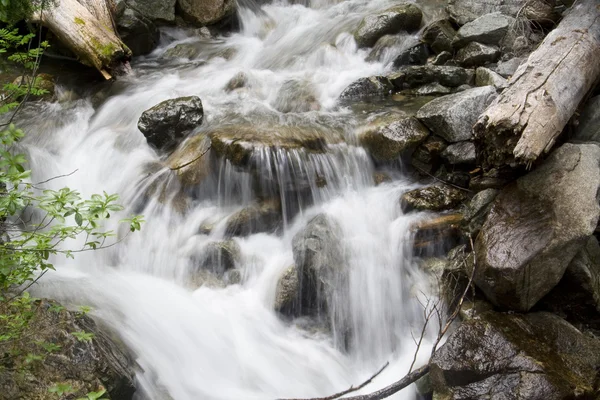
[19,0,439,398]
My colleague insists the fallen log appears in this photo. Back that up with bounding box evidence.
[473,0,600,168]
[31,0,131,79]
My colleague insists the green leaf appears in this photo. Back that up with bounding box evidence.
[75,212,83,226]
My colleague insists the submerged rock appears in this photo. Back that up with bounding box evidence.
[224,72,248,92]
[401,184,468,213]
[416,86,497,142]
[163,42,204,59]
[138,96,204,153]
[339,76,394,99]
[274,80,320,113]
[358,114,429,161]
[475,143,600,311]
[354,5,422,48]
[366,34,406,62]
[195,239,241,275]
[389,66,474,90]
[274,265,299,314]
[225,200,282,237]
[166,133,212,188]
[430,311,600,400]
[0,299,135,399]
[421,19,456,54]
[452,12,515,48]
[176,0,236,26]
[455,42,500,67]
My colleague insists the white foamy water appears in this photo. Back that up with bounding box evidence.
[17,0,441,399]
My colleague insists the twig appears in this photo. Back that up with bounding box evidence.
[278,362,389,400]
[338,365,429,400]
[33,169,78,185]
[169,146,211,171]
[412,165,472,193]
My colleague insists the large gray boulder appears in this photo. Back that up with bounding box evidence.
[358,114,429,161]
[176,0,236,26]
[474,143,600,311]
[0,300,135,399]
[225,200,282,237]
[121,0,176,24]
[389,66,474,90]
[430,311,600,400]
[339,76,394,99]
[416,86,497,142]
[441,141,476,165]
[292,214,346,316]
[138,96,204,153]
[572,96,600,144]
[421,19,456,54]
[455,42,500,67]
[115,6,160,56]
[452,12,516,48]
[354,5,422,48]
[447,0,557,26]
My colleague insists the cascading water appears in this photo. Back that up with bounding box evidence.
[17,0,444,398]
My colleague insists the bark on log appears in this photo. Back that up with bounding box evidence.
[31,0,131,79]
[473,0,600,169]
[77,0,117,32]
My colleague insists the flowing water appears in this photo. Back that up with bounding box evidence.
[17,0,445,398]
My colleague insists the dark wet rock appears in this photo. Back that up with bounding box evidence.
[447,0,557,26]
[416,86,497,142]
[274,80,320,113]
[431,51,452,65]
[120,0,175,23]
[411,214,464,256]
[177,0,236,26]
[225,200,282,237]
[455,42,500,67]
[410,135,448,173]
[354,5,422,48]
[366,35,406,62]
[209,125,342,168]
[292,214,346,315]
[225,72,248,92]
[462,188,498,236]
[538,236,600,332]
[393,43,429,67]
[358,114,429,161]
[401,184,468,213]
[493,56,525,77]
[195,239,240,275]
[475,66,507,89]
[404,83,451,96]
[163,42,204,59]
[468,168,513,191]
[274,265,299,314]
[0,299,135,400]
[166,133,212,188]
[475,143,600,311]
[373,172,392,185]
[138,96,204,153]
[115,5,160,55]
[572,95,600,144]
[435,166,471,189]
[430,311,600,400]
[421,19,456,54]
[452,12,515,48]
[339,76,394,99]
[441,141,476,165]
[389,66,474,90]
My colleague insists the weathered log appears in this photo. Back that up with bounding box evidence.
[31,0,131,79]
[473,0,600,168]
[78,0,117,32]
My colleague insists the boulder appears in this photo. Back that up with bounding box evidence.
[392,43,429,67]
[572,95,600,144]
[400,184,468,212]
[421,19,456,54]
[292,214,346,315]
[166,133,212,188]
[441,141,476,165]
[462,188,498,236]
[209,124,342,168]
[163,42,204,59]
[373,171,392,185]
[224,71,248,92]
[195,239,240,275]
[452,12,516,48]
[431,51,452,65]
[225,200,282,237]
[274,80,320,113]
[366,34,405,62]
[138,96,204,153]
[120,0,175,23]
[274,265,299,314]
[416,86,497,142]
[358,114,429,161]
[493,56,525,77]
[115,5,160,55]
[389,65,474,90]
[354,5,422,48]
[447,0,557,26]
[474,143,600,311]
[0,299,135,399]
[411,213,463,255]
[430,311,600,400]
[475,67,508,89]
[339,76,394,99]
[411,135,448,173]
[455,42,500,67]
[176,0,236,26]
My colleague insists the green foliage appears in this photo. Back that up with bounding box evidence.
[0,0,33,25]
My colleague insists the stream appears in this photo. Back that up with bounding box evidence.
[18,0,443,399]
